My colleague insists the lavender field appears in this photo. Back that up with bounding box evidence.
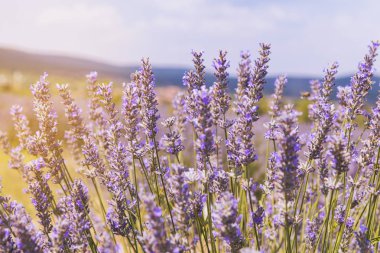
[0,41,379,253]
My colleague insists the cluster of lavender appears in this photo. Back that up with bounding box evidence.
[0,41,380,253]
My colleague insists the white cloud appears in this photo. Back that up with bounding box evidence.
[0,0,379,75]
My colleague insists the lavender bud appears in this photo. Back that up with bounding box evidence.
[212,192,245,251]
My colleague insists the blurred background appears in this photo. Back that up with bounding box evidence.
[0,0,379,84]
[0,0,379,206]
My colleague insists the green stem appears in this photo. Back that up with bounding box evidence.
[132,158,144,233]
[153,137,176,233]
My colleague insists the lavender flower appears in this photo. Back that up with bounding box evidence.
[275,105,301,201]
[210,50,231,125]
[139,58,160,139]
[172,92,187,140]
[86,71,106,129]
[249,43,271,102]
[357,87,380,173]
[317,157,329,195]
[269,75,287,118]
[160,128,184,155]
[25,158,54,236]
[192,86,215,169]
[306,62,338,159]
[168,164,193,233]
[236,51,252,101]
[9,202,49,252]
[0,131,11,154]
[0,226,17,252]
[227,44,271,169]
[122,76,144,157]
[51,218,71,252]
[139,193,181,253]
[106,194,135,237]
[227,94,258,168]
[0,43,380,252]
[0,195,18,252]
[10,105,31,149]
[340,218,354,252]
[30,73,64,183]
[81,135,106,177]
[208,168,229,194]
[305,215,323,250]
[30,73,61,155]
[251,206,265,227]
[327,134,350,175]
[191,50,206,89]
[212,192,245,251]
[339,41,379,126]
[56,180,93,252]
[355,225,373,252]
[57,83,88,161]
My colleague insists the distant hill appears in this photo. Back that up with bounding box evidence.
[0,47,379,102]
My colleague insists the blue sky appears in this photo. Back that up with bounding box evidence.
[0,0,379,76]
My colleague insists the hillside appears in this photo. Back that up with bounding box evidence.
[0,47,379,102]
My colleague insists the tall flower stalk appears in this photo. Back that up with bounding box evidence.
[0,41,379,253]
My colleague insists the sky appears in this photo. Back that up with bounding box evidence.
[0,0,379,76]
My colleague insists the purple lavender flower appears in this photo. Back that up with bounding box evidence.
[0,226,17,252]
[0,131,11,155]
[81,135,106,178]
[269,75,287,118]
[160,128,184,155]
[51,218,71,252]
[327,134,350,175]
[56,180,94,252]
[334,205,346,224]
[57,83,88,161]
[227,44,271,169]
[184,51,207,125]
[122,76,144,157]
[227,95,258,168]
[236,51,251,102]
[9,202,49,253]
[264,153,280,192]
[355,225,373,252]
[86,71,106,129]
[317,157,329,195]
[139,193,181,253]
[274,105,301,201]
[106,194,135,237]
[10,105,31,150]
[249,43,271,102]
[340,217,354,252]
[30,73,64,183]
[357,87,380,173]
[168,164,193,233]
[305,216,323,250]
[212,191,245,251]
[339,41,379,126]
[93,217,118,252]
[210,50,231,125]
[306,62,339,160]
[191,50,206,89]
[251,206,265,227]
[25,158,54,236]
[172,92,187,140]
[30,73,61,155]
[191,86,215,169]
[208,168,229,194]
[97,82,123,141]
[0,198,18,253]
[139,58,160,139]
